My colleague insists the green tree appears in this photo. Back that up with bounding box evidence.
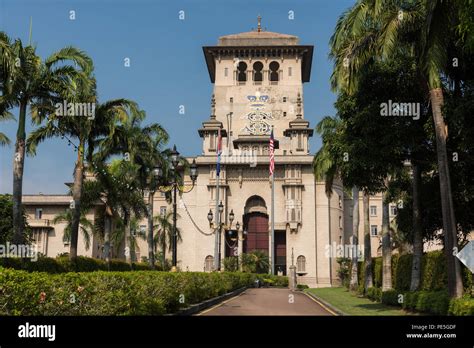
[0,32,92,245]
[330,0,467,298]
[153,210,182,268]
[0,194,29,244]
[51,209,94,251]
[27,99,142,260]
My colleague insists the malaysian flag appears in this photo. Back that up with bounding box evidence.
[269,127,275,176]
[216,128,222,177]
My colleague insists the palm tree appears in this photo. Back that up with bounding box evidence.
[153,210,182,268]
[0,112,12,146]
[94,110,168,267]
[27,98,142,260]
[330,0,464,297]
[51,209,94,251]
[0,32,92,244]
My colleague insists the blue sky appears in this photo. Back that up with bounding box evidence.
[0,0,354,194]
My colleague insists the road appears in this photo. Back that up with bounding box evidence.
[198,288,336,316]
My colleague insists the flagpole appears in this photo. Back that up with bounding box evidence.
[271,170,275,275]
[214,129,221,271]
[270,126,275,275]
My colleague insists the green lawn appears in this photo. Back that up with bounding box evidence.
[305,287,416,316]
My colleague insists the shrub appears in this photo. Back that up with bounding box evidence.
[297,284,309,290]
[381,290,400,306]
[240,251,269,274]
[255,274,289,287]
[0,256,151,273]
[393,254,412,291]
[0,268,256,315]
[336,257,351,288]
[420,251,447,291]
[373,257,383,288]
[448,296,474,316]
[223,256,239,272]
[415,290,449,315]
[366,287,382,302]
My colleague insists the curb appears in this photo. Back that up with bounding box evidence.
[304,290,346,316]
[170,287,247,316]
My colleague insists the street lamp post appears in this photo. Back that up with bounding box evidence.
[207,203,241,270]
[154,145,198,270]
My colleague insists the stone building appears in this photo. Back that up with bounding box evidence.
[21,21,446,287]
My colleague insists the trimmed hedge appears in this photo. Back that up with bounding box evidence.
[0,256,152,273]
[448,296,474,316]
[366,287,382,302]
[255,274,289,287]
[0,267,256,315]
[357,251,473,293]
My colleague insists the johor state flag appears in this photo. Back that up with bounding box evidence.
[216,128,222,177]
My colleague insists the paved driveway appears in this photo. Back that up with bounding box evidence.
[198,288,335,316]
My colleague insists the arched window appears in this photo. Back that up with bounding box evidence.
[297,255,306,272]
[204,255,214,272]
[237,62,247,83]
[269,61,280,84]
[253,61,263,84]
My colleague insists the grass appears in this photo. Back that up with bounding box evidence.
[305,287,416,316]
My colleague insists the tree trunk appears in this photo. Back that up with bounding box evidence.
[350,186,359,291]
[429,88,463,298]
[381,187,392,291]
[69,142,84,260]
[410,162,422,291]
[12,101,27,245]
[104,206,112,269]
[124,209,132,264]
[147,191,155,269]
[363,192,373,291]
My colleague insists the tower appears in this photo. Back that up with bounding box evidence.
[177,18,343,286]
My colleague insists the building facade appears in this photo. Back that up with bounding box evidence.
[20,23,447,287]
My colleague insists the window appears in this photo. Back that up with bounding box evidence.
[237,61,247,83]
[35,208,43,220]
[263,146,269,155]
[160,206,167,217]
[283,97,287,102]
[204,255,214,272]
[288,67,292,77]
[253,61,263,84]
[338,194,342,208]
[339,216,342,229]
[390,205,397,215]
[370,205,377,216]
[297,255,306,273]
[139,225,146,236]
[291,208,296,221]
[371,225,378,236]
[224,67,229,77]
[283,112,287,117]
[269,61,280,84]
[230,97,233,103]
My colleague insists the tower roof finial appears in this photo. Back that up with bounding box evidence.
[257,15,262,32]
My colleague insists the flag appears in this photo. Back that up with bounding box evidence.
[269,127,275,176]
[216,128,222,177]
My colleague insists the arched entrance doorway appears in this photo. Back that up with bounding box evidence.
[243,196,269,255]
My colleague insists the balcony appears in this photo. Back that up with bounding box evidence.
[28,219,51,228]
